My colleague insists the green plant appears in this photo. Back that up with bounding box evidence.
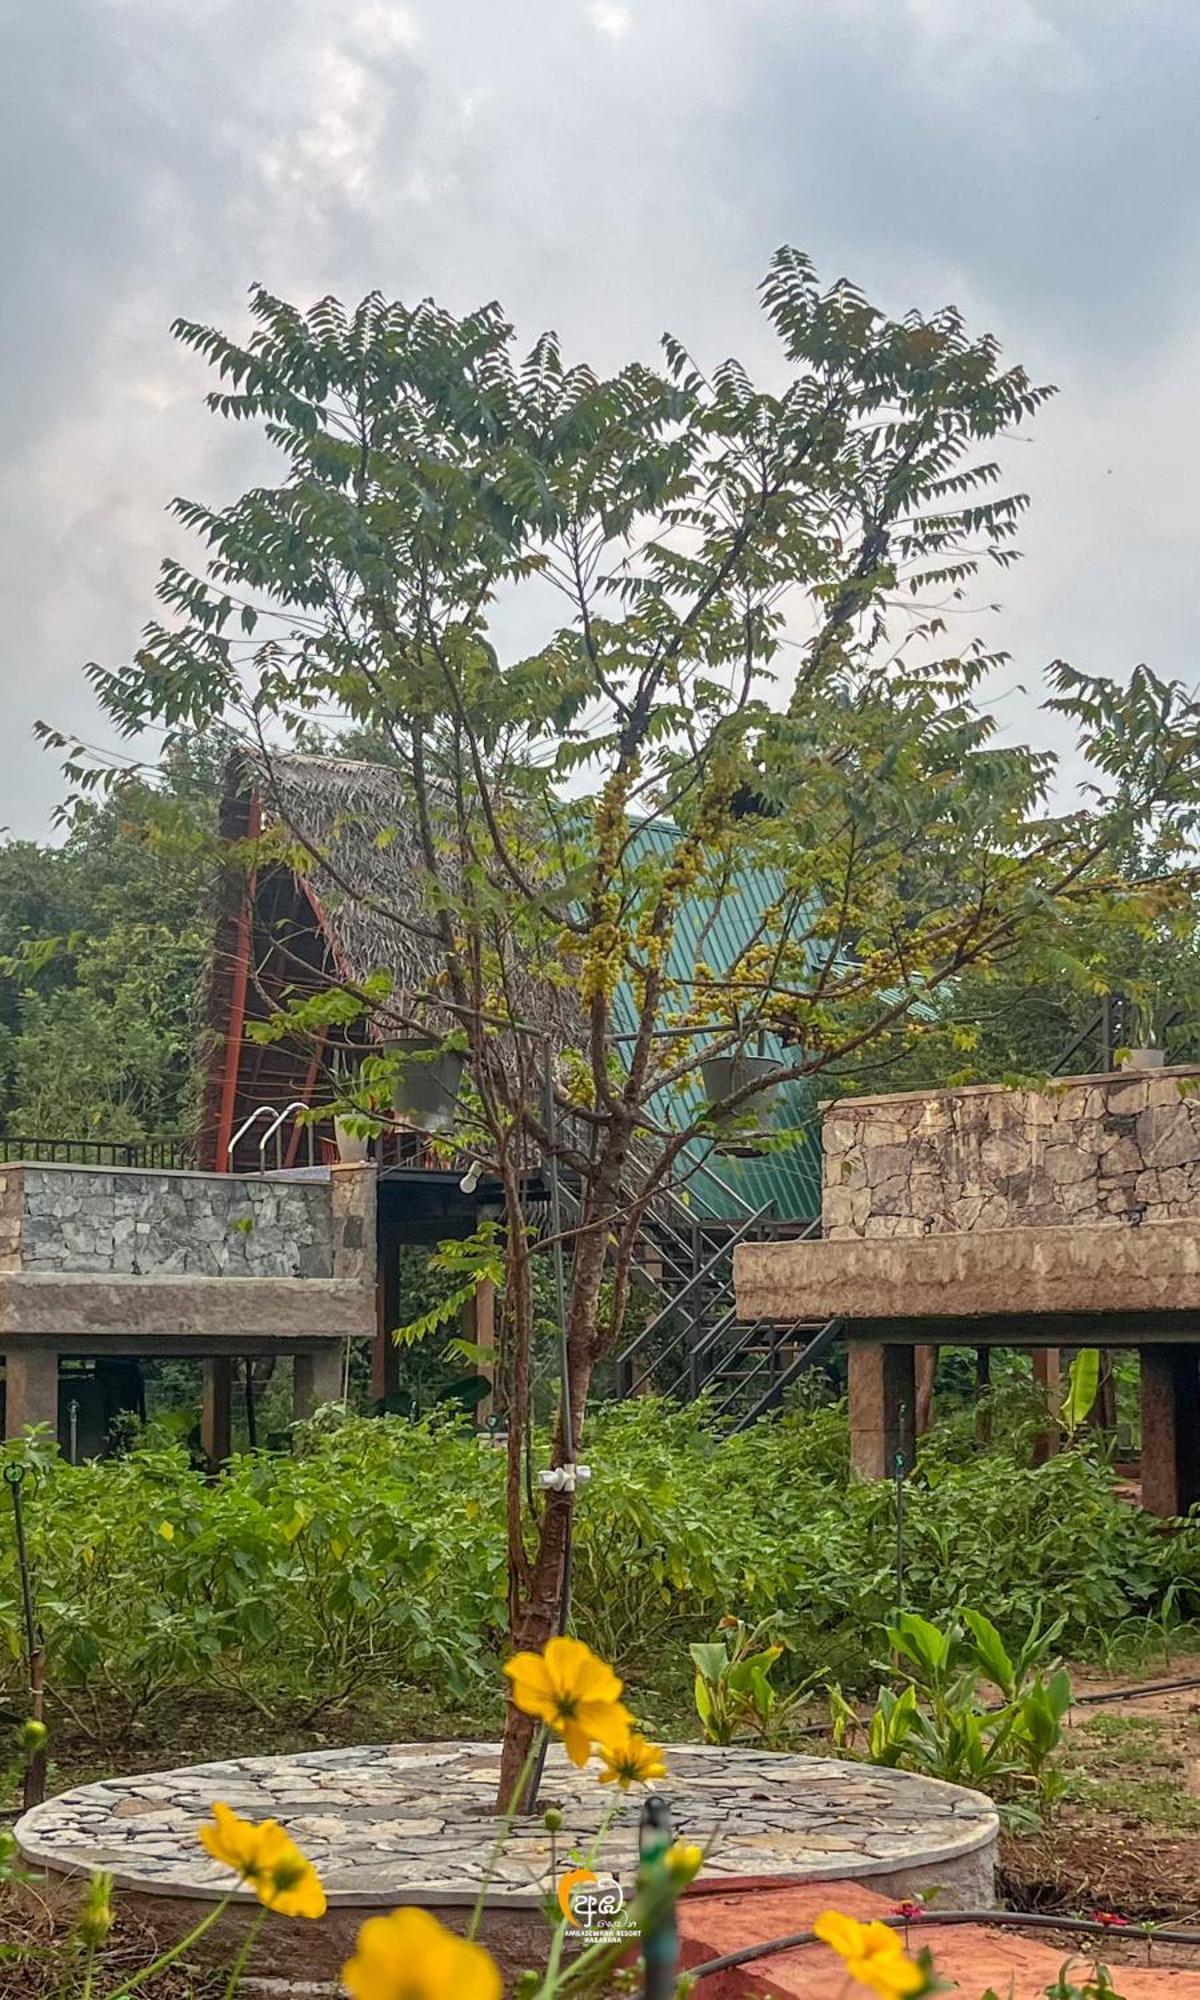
[1062,1350,1101,1437]
[690,1614,817,1748]
[845,1607,1073,1815]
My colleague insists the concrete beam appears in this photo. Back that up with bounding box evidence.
[848,1342,915,1482]
[4,1347,59,1442]
[1139,1346,1200,1517]
[735,1220,1200,1329]
[0,1274,375,1345]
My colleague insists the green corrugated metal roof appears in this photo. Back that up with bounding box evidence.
[611,819,821,1222]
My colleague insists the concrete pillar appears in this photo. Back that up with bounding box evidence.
[201,1356,233,1466]
[293,1346,344,1423]
[4,1348,60,1443]
[1139,1346,1200,1517]
[848,1340,915,1481]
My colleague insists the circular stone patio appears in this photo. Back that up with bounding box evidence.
[15,1742,998,1917]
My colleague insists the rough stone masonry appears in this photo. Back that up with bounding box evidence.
[822,1066,1200,1240]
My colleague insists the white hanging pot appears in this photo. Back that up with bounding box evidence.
[1124,1047,1166,1070]
[387,1038,465,1134]
[334,1118,370,1164]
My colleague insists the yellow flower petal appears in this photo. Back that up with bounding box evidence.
[597,1731,669,1789]
[504,1637,630,1765]
[197,1802,326,1920]
[341,1907,501,2000]
[813,1909,868,1959]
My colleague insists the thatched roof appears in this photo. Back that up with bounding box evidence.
[232,747,580,1044]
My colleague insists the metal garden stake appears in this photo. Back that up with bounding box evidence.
[5,1464,46,1808]
[893,1399,908,1616]
[639,1793,678,1999]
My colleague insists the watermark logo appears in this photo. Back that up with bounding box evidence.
[557,1867,638,1943]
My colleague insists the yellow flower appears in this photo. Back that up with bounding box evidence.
[157,1521,175,1541]
[503,1637,631,1767]
[813,1911,925,1998]
[597,1730,669,1790]
[79,1870,115,1949]
[341,1907,501,2000]
[664,1841,703,1883]
[198,1802,326,1919]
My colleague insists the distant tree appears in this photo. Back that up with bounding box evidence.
[0,734,227,1139]
[70,255,1200,1802]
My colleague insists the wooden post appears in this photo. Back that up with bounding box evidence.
[373,1228,402,1404]
[974,1345,992,1445]
[914,1345,936,1436]
[1032,1348,1061,1465]
[4,1348,60,1444]
[201,1357,234,1466]
[848,1341,915,1481]
[1139,1345,1200,1517]
[464,1276,497,1428]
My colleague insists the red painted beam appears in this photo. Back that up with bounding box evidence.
[213,793,262,1174]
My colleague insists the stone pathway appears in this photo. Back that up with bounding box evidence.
[15,1743,997,1909]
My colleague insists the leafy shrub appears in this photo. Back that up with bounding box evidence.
[0,1400,1193,1733]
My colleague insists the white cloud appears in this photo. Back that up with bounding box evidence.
[588,3,633,41]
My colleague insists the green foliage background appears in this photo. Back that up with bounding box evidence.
[0,736,224,1143]
[1,1402,1195,1741]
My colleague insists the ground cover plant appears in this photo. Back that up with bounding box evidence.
[1,1400,1196,1761]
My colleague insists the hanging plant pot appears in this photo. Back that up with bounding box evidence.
[387,1038,465,1134]
[1124,1046,1166,1071]
[333,1118,370,1165]
[700,1051,782,1133]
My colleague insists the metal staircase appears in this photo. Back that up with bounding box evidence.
[600,1161,839,1427]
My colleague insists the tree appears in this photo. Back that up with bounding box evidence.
[70,254,1200,1801]
[0,734,226,1140]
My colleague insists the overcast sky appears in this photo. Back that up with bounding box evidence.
[3,0,1198,835]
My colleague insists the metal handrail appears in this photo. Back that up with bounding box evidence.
[613,1203,774,1370]
[729,1318,842,1430]
[258,1101,314,1171]
[229,1104,276,1162]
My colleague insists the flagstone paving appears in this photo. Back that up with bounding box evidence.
[15,1742,998,1909]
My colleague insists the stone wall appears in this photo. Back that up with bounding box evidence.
[823,1066,1200,1239]
[0,1165,336,1278]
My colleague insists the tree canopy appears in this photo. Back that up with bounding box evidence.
[46,251,1200,1797]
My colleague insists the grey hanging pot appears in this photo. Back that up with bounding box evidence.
[387,1038,465,1134]
[700,1051,782,1127]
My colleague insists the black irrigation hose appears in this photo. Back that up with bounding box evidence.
[1073,1674,1200,1706]
[687,1908,1200,1983]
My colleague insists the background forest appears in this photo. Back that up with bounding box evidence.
[3,733,1200,1153]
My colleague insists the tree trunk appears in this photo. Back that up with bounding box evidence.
[495,1186,611,1810]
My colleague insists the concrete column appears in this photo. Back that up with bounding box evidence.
[1139,1345,1200,1517]
[201,1356,233,1466]
[5,1348,60,1443]
[293,1346,344,1423]
[848,1340,915,1481]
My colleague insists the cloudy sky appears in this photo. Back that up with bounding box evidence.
[3,0,1199,834]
